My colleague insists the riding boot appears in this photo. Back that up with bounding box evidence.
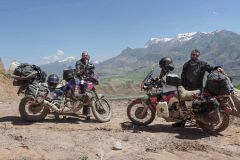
[83,106,91,120]
[82,105,88,115]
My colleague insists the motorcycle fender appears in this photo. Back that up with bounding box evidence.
[129,98,143,106]
[168,97,179,108]
[129,98,154,110]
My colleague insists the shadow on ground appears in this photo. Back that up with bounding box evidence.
[120,121,223,140]
[0,113,100,125]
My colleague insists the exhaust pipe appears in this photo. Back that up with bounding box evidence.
[43,100,71,113]
[43,100,61,112]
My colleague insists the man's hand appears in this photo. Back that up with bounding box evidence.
[87,63,95,70]
[217,67,224,74]
[77,69,85,75]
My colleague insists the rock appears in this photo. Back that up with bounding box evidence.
[96,150,104,160]
[112,141,123,150]
[147,137,151,142]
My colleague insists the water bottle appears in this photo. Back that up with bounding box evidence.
[156,101,169,117]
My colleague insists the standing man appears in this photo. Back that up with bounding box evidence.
[181,49,216,91]
[173,49,223,127]
[75,51,95,120]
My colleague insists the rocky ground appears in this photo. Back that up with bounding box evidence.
[0,99,240,160]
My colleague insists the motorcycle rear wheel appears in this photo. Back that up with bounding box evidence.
[127,99,156,126]
[91,97,112,122]
[19,97,48,122]
[197,111,230,134]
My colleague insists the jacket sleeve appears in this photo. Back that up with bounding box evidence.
[181,62,188,85]
[202,61,214,73]
[75,61,80,72]
[75,61,85,76]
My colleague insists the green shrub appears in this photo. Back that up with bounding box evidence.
[235,84,240,90]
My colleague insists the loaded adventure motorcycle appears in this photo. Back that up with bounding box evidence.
[9,62,112,122]
[127,59,238,133]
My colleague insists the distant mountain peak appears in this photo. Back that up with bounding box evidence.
[58,56,77,63]
[175,32,197,41]
[145,30,230,48]
[145,32,198,48]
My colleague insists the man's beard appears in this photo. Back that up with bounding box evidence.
[190,58,198,64]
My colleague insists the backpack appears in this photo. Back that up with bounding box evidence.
[206,71,233,96]
[63,69,75,81]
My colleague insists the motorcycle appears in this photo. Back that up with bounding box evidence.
[13,69,112,123]
[127,68,236,133]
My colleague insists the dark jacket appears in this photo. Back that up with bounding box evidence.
[75,59,94,79]
[181,60,213,90]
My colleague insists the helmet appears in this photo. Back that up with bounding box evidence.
[159,57,174,71]
[47,74,59,88]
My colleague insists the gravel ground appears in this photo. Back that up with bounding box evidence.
[0,100,240,160]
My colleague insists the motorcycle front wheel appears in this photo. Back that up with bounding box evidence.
[91,97,112,122]
[19,97,49,122]
[127,99,156,126]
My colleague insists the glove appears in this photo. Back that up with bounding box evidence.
[87,63,95,70]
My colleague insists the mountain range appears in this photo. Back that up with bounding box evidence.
[41,30,240,83]
[41,57,100,76]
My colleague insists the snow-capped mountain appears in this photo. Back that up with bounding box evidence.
[145,31,202,48]
[98,30,240,79]
[58,56,77,63]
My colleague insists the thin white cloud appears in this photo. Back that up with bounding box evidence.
[56,49,64,56]
[43,50,66,64]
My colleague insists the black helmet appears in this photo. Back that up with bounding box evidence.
[47,74,59,88]
[159,57,174,71]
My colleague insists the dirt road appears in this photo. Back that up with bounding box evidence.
[0,100,240,160]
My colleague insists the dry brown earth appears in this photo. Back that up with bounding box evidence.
[0,74,240,160]
[0,100,239,160]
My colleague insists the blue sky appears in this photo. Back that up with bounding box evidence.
[1,0,240,67]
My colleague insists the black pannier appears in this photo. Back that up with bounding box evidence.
[14,63,38,77]
[25,83,49,103]
[206,71,233,96]
[192,95,221,124]
[63,69,75,81]
[192,95,220,113]
[12,63,43,86]
[13,79,30,86]
[166,74,181,86]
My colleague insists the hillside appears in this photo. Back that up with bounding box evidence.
[39,30,240,85]
[0,58,5,74]
[0,59,19,102]
[0,73,20,103]
[97,30,240,83]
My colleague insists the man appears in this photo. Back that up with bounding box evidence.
[75,51,95,120]
[182,49,216,91]
[173,49,223,127]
